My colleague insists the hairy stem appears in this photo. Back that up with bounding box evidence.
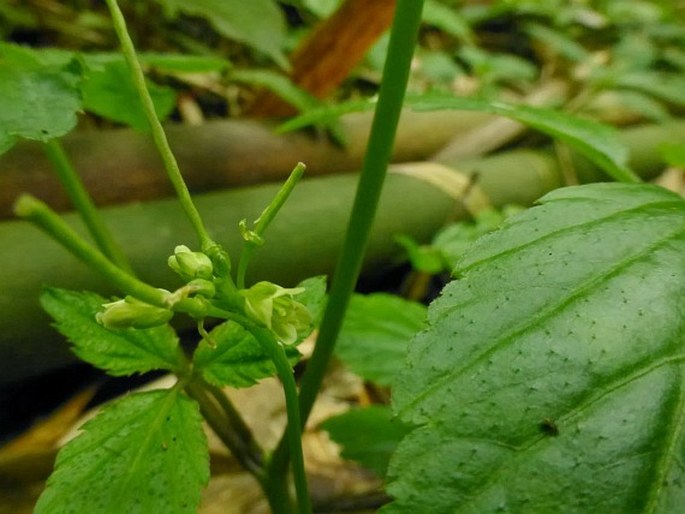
[270,0,426,476]
[104,0,216,251]
[43,139,133,273]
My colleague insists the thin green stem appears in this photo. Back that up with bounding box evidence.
[270,0,425,477]
[14,194,210,318]
[237,162,306,288]
[205,383,264,467]
[246,323,311,514]
[185,380,265,479]
[104,0,215,251]
[43,139,133,274]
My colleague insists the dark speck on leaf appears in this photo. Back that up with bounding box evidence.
[540,418,559,436]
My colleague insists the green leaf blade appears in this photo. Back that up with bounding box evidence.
[384,183,685,513]
[193,320,300,388]
[0,55,82,154]
[40,288,184,376]
[322,405,410,477]
[336,293,426,386]
[35,389,209,514]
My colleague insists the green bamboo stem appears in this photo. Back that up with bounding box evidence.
[43,139,133,273]
[104,0,215,252]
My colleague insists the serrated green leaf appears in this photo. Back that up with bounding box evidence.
[336,294,426,386]
[322,405,410,477]
[384,183,685,513]
[193,320,301,388]
[35,389,209,514]
[0,54,82,154]
[40,288,184,376]
[154,0,288,68]
[82,59,175,130]
[295,275,328,324]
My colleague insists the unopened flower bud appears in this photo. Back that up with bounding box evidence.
[168,245,213,280]
[96,296,173,329]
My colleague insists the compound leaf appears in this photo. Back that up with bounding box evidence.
[384,183,685,513]
[35,389,209,514]
[40,288,184,376]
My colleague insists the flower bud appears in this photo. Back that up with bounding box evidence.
[240,281,312,344]
[96,296,173,329]
[168,245,213,280]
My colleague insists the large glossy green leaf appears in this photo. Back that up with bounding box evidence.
[384,183,685,513]
[40,288,184,376]
[336,294,426,386]
[35,389,209,514]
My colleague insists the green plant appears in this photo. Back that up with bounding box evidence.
[4,1,685,513]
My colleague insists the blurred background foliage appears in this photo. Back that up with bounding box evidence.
[1,0,683,126]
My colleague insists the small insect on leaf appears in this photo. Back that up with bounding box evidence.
[540,418,560,436]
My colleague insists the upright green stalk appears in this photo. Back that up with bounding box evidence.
[268,0,426,484]
[237,162,306,288]
[104,0,215,251]
[300,0,425,427]
[43,139,133,273]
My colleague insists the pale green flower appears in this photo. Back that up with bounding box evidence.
[168,245,213,281]
[240,281,312,344]
[96,296,173,329]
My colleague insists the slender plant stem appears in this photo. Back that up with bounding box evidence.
[205,383,264,466]
[237,162,306,288]
[104,0,215,251]
[270,0,426,477]
[185,380,265,479]
[246,324,311,514]
[43,139,134,273]
[13,195,211,318]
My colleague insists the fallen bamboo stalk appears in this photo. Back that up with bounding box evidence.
[1,120,684,383]
[0,109,494,219]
